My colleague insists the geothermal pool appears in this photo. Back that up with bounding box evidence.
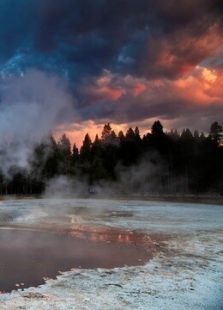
[0,227,157,292]
[0,198,222,309]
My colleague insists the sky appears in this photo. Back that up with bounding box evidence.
[0,0,223,146]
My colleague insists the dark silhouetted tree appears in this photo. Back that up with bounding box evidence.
[210,121,223,145]
[152,121,164,136]
[0,120,222,196]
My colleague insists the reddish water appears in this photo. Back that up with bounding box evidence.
[0,228,159,292]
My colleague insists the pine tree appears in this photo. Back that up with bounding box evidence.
[80,134,92,161]
[210,122,223,145]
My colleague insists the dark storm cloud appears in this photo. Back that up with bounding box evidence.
[0,0,223,129]
[41,0,223,79]
[46,1,223,78]
[1,0,222,77]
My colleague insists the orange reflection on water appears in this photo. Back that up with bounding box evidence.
[68,225,150,246]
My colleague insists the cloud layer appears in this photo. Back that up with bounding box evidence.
[0,0,223,140]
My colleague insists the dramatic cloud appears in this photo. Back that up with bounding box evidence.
[0,0,223,140]
[140,24,223,79]
[78,67,223,116]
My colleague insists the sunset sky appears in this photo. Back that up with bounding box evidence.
[0,0,223,147]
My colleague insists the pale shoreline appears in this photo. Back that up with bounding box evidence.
[0,199,222,309]
[0,193,222,205]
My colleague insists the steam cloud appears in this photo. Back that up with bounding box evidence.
[43,153,188,198]
[0,70,74,176]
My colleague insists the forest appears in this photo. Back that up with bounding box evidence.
[0,121,222,196]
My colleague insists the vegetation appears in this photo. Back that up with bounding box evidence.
[0,121,222,196]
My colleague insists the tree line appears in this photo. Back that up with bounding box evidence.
[0,121,222,196]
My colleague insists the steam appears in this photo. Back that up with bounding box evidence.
[0,69,188,197]
[0,70,74,176]
[43,153,187,198]
[44,176,88,198]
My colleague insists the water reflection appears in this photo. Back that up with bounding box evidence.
[0,227,158,293]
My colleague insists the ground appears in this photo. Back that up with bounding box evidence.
[0,198,222,309]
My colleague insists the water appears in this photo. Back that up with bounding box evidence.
[0,228,151,292]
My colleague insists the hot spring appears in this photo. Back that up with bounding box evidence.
[0,198,222,309]
[0,224,161,292]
